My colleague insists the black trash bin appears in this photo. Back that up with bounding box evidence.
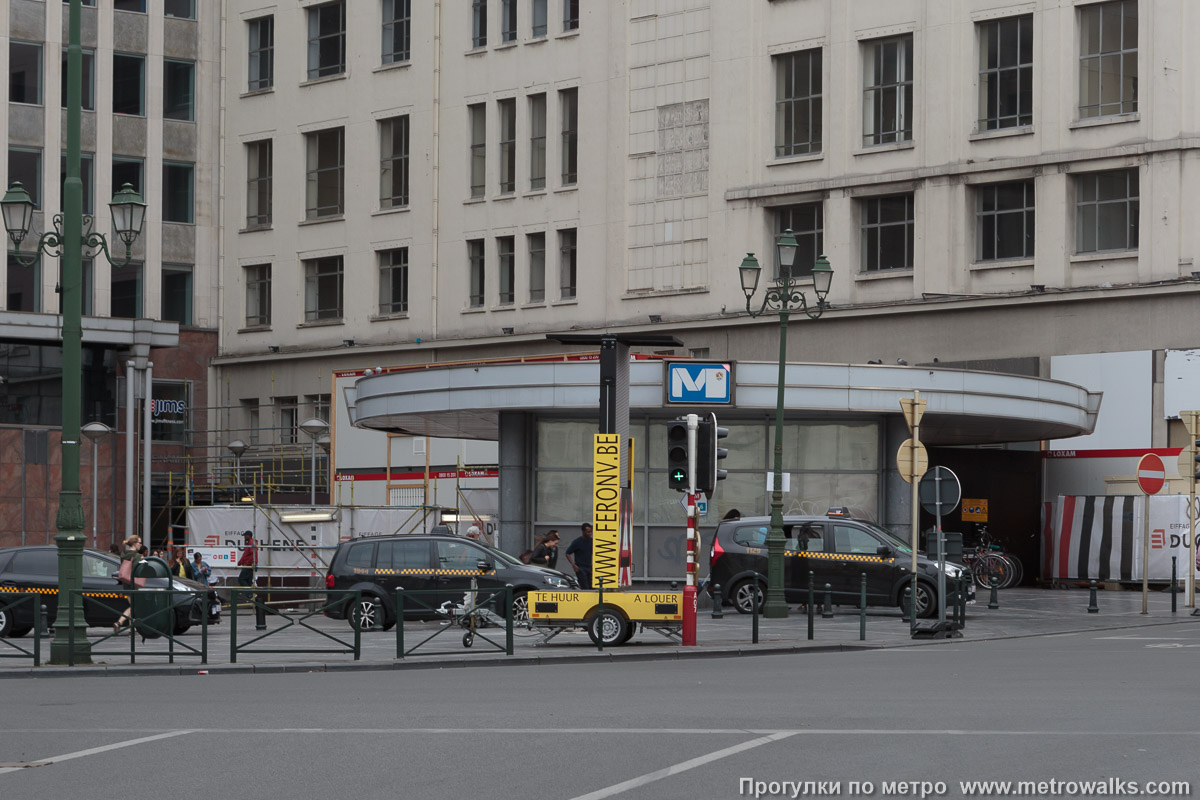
[131,557,172,639]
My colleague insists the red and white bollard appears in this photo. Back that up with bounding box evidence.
[683,491,698,646]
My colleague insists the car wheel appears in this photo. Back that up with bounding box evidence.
[587,607,628,647]
[0,606,12,637]
[353,595,389,631]
[914,582,936,619]
[730,579,764,615]
[510,590,529,624]
[621,620,637,644]
[173,613,191,636]
[9,626,33,638]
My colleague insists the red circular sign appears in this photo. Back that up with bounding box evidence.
[1136,453,1166,495]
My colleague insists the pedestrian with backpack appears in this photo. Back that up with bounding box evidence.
[530,531,560,569]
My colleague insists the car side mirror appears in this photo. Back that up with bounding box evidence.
[877,545,893,557]
[476,559,492,572]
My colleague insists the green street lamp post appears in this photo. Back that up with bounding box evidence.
[739,230,833,619]
[1,0,147,664]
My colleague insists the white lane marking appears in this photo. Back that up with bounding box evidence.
[5,727,1200,736]
[565,731,798,800]
[1094,636,1193,640]
[0,731,192,776]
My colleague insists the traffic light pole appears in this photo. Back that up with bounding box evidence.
[683,414,699,646]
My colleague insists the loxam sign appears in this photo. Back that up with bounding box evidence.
[666,362,732,404]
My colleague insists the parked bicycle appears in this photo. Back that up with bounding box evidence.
[961,525,1023,589]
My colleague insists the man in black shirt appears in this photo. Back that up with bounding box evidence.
[565,523,593,589]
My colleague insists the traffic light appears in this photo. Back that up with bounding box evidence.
[667,418,690,492]
[697,412,729,495]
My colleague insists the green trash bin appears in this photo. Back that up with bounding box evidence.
[131,557,172,639]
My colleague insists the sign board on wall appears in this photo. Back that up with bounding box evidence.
[961,498,988,522]
[666,362,732,404]
[1049,351,1150,450]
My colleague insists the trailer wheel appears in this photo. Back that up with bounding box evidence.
[587,607,628,647]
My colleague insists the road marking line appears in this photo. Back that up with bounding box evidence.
[0,731,192,776]
[6,727,1200,736]
[1094,636,1193,640]
[565,731,799,800]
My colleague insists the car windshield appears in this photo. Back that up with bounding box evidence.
[475,541,524,567]
[859,521,913,554]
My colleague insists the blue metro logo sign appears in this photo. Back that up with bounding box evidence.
[667,362,732,404]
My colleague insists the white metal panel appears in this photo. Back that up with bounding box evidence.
[1050,351,1151,449]
[1163,348,1200,420]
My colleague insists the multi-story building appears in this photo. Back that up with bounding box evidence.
[1,0,221,548]
[211,0,1200,578]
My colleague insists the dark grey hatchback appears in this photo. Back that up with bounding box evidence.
[324,534,578,630]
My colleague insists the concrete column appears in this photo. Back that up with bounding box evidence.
[498,411,533,556]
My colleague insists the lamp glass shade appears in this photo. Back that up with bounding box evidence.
[811,254,833,297]
[776,229,799,277]
[81,421,113,442]
[299,417,330,439]
[739,253,761,299]
[227,439,248,457]
[109,184,147,240]
[1,182,34,241]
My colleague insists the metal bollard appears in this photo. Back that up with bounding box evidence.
[1087,579,1099,613]
[1171,557,1177,614]
[859,573,867,641]
[751,586,760,644]
[39,602,50,635]
[822,584,834,619]
[711,583,723,619]
[807,571,814,640]
[901,586,912,623]
[988,576,999,609]
[255,588,267,631]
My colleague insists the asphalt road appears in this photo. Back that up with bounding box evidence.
[2,621,1198,800]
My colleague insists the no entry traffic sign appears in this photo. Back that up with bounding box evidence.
[1136,453,1166,495]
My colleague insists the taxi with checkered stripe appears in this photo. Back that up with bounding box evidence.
[707,508,973,618]
[323,533,578,631]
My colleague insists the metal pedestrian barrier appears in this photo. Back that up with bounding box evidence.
[395,586,515,658]
[67,588,209,666]
[0,594,45,666]
[229,588,361,663]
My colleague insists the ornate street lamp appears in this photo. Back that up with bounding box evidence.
[299,418,330,505]
[740,230,833,618]
[0,0,146,664]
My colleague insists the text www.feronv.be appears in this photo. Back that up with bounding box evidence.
[739,778,1192,798]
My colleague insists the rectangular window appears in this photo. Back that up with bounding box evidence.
[242,399,260,445]
[161,264,193,325]
[468,239,485,307]
[502,0,518,43]
[499,99,516,194]
[862,35,913,146]
[110,261,143,318]
[529,93,546,190]
[10,42,42,105]
[977,181,1035,261]
[308,1,347,80]
[276,397,298,445]
[7,148,41,209]
[163,59,195,121]
[560,87,578,185]
[246,139,273,227]
[559,228,577,299]
[861,194,915,272]
[773,203,824,279]
[469,103,486,199]
[114,0,146,12]
[382,0,411,64]
[165,0,195,18]
[472,0,487,48]
[563,0,579,32]
[1076,169,1138,253]
[303,255,344,321]
[979,15,1033,130]
[775,49,821,157]
[163,162,194,223]
[112,157,144,197]
[380,116,410,208]
[528,232,545,302]
[1079,0,1138,118]
[112,53,145,115]
[60,151,95,216]
[6,253,41,312]
[308,393,331,423]
[62,0,96,5]
[305,128,345,219]
[61,47,96,111]
[245,263,271,327]
[248,16,274,91]
[532,0,548,37]
[498,236,515,305]
[378,247,409,315]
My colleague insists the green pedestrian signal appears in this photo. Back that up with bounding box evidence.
[667,418,690,492]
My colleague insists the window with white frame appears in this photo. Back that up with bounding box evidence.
[1079,0,1137,118]
[61,47,96,110]
[242,399,260,445]
[469,103,486,198]
[860,194,914,272]
[244,263,271,327]
[976,181,1035,261]
[1075,169,1138,253]
[276,397,298,444]
[862,35,912,146]
[303,255,344,321]
[978,15,1033,130]
[380,116,409,208]
[308,394,331,423]
[307,1,346,80]
[305,128,344,219]
[112,53,145,115]
[563,0,579,32]
[528,232,545,302]
[10,42,42,105]
[775,49,821,157]
[382,0,411,64]
[163,59,195,121]
[529,93,546,190]
[161,264,193,325]
[498,236,515,305]
[773,203,823,279]
[532,0,548,37]
[246,139,272,227]
[559,228,577,299]
[499,99,516,194]
[112,157,144,196]
[378,247,408,315]
[502,0,517,43]
[165,0,195,19]
[472,0,487,48]
[560,87,578,185]
[247,16,274,90]
[8,148,42,208]
[163,161,194,223]
[468,239,485,307]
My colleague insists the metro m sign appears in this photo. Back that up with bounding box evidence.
[666,362,732,404]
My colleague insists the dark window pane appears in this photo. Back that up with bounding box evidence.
[10,42,42,104]
[112,54,144,115]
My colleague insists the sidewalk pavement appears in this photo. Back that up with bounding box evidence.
[1,586,1197,678]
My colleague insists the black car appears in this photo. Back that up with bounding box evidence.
[0,546,207,636]
[707,509,974,618]
[324,534,578,630]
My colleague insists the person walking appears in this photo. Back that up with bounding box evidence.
[192,551,213,585]
[565,523,593,589]
[114,535,142,633]
[530,531,560,570]
[237,531,257,587]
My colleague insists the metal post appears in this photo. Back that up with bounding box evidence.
[309,434,317,505]
[934,471,946,625]
[901,586,912,623]
[711,584,723,619]
[807,571,814,640]
[91,437,99,549]
[1141,491,1150,614]
[683,450,698,645]
[126,361,135,540]
[255,588,267,630]
[230,588,238,663]
[765,306,790,620]
[822,584,834,618]
[200,595,208,665]
[1088,579,1099,613]
[352,590,361,660]
[396,590,405,659]
[143,361,153,546]
[1172,556,1178,614]
[751,585,759,644]
[859,573,866,641]
[909,389,921,636]
[988,576,999,609]
[505,584,514,656]
[597,576,604,652]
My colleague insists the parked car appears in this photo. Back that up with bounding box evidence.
[707,509,974,618]
[0,546,207,636]
[324,533,578,630]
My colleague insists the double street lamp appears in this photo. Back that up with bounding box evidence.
[1,0,147,664]
[739,230,833,619]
